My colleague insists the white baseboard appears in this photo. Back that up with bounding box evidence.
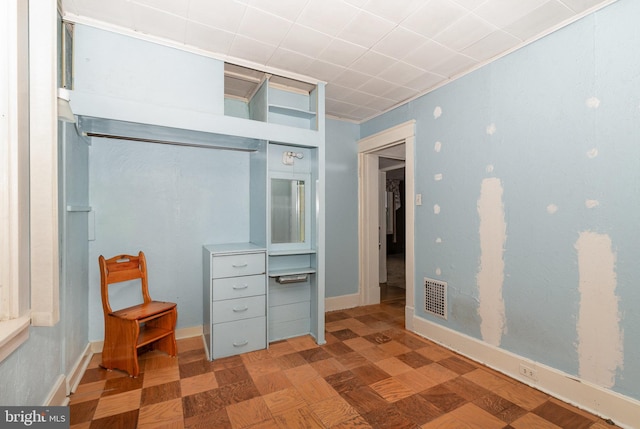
[67,343,92,394]
[44,375,68,406]
[412,315,640,429]
[325,293,360,312]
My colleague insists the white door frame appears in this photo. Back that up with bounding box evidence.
[358,120,416,329]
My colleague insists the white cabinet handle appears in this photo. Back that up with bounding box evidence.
[232,306,248,312]
[232,263,248,268]
[233,340,249,347]
[233,284,248,290]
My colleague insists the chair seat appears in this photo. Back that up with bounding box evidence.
[110,301,177,321]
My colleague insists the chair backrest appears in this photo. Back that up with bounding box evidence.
[99,251,152,315]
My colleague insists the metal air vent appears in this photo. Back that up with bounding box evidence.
[424,277,447,319]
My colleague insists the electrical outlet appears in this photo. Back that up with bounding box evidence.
[519,363,537,381]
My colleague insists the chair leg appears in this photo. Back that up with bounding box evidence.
[102,317,141,377]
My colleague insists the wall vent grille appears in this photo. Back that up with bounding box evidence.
[424,277,447,319]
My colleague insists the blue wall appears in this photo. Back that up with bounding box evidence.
[88,138,251,339]
[325,119,360,298]
[361,0,639,401]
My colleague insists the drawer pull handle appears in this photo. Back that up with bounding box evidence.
[232,263,248,268]
[233,340,249,347]
[233,306,248,312]
[233,284,249,290]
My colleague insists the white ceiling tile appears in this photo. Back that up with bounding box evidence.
[348,105,381,120]
[131,0,189,17]
[503,1,575,41]
[450,0,486,10]
[361,0,426,24]
[131,3,187,42]
[279,24,334,58]
[461,30,521,61]
[560,0,611,13]
[185,22,235,55]
[228,35,277,65]
[247,0,309,21]
[404,71,446,91]
[473,0,549,28]
[304,60,347,82]
[435,13,496,51]
[430,53,478,77]
[267,48,316,75]
[325,83,356,100]
[350,50,395,76]
[317,39,368,67]
[377,61,426,86]
[332,68,374,88]
[401,0,467,38]
[188,0,247,33]
[238,7,293,46]
[297,0,360,37]
[403,40,456,70]
[358,77,396,95]
[338,10,396,48]
[325,98,359,116]
[363,96,398,111]
[381,85,420,102]
[72,0,135,28]
[372,27,428,60]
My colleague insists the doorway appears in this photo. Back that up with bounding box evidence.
[357,121,416,329]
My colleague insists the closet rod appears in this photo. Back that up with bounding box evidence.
[84,132,258,152]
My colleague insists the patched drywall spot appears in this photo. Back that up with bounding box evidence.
[587,148,598,159]
[434,141,442,152]
[486,165,494,173]
[575,232,623,388]
[434,106,442,119]
[434,204,441,214]
[435,237,442,243]
[585,199,600,209]
[547,204,558,214]
[586,97,601,109]
[434,173,443,181]
[486,123,497,135]
[477,178,507,347]
[435,268,442,276]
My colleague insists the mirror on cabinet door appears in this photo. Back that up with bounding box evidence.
[269,173,311,250]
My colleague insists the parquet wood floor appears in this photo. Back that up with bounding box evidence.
[69,301,620,428]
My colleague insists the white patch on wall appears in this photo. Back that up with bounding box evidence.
[547,204,558,214]
[575,232,623,388]
[433,106,442,119]
[435,237,442,243]
[433,204,441,214]
[587,148,598,159]
[586,97,601,109]
[486,123,497,135]
[434,173,443,181]
[435,268,442,276]
[585,199,600,209]
[477,178,507,347]
[486,165,494,173]
[434,141,442,152]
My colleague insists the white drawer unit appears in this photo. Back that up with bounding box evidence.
[203,243,267,360]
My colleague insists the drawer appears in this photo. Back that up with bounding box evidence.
[212,274,265,301]
[212,295,265,324]
[212,252,265,279]
[212,316,266,359]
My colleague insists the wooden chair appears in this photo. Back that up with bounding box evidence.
[99,251,177,377]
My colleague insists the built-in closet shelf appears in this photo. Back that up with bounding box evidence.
[268,267,316,278]
[268,105,316,119]
[268,249,317,256]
